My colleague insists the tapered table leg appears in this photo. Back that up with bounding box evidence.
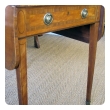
[86,23,99,105]
[16,38,28,105]
[34,35,40,48]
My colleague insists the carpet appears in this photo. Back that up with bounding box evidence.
[5,33,105,105]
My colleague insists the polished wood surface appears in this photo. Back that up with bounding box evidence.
[5,5,103,105]
[16,38,28,105]
[86,22,99,104]
[54,6,104,43]
[5,6,19,70]
[16,5,100,38]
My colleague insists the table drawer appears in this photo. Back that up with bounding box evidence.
[17,6,100,38]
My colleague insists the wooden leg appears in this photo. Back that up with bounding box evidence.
[86,23,99,105]
[34,35,40,48]
[16,38,28,105]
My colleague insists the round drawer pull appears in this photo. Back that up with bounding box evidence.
[43,13,53,25]
[81,9,88,18]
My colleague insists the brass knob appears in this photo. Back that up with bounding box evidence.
[43,13,53,25]
[81,9,88,18]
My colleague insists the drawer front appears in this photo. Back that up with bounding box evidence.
[17,6,100,38]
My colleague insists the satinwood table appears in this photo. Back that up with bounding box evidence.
[5,5,104,105]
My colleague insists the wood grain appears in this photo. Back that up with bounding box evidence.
[16,38,28,105]
[5,5,102,105]
[5,5,19,70]
[16,5,101,38]
[54,6,104,43]
[86,22,99,103]
[17,10,25,34]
